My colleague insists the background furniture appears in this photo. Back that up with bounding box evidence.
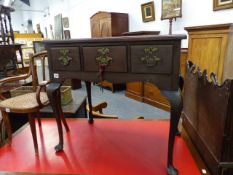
[185,23,233,84]
[125,48,188,111]
[86,101,118,119]
[0,5,14,45]
[0,5,23,76]
[0,44,24,77]
[0,45,17,77]
[182,61,233,175]
[90,11,128,92]
[14,33,43,67]
[44,34,186,175]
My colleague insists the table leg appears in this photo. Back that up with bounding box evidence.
[161,90,182,175]
[47,83,64,152]
[85,81,94,124]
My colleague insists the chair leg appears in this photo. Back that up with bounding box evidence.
[36,111,41,127]
[1,111,12,144]
[28,113,38,154]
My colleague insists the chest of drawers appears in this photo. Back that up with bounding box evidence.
[43,34,186,175]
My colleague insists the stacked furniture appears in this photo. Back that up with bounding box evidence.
[0,5,14,45]
[0,5,20,76]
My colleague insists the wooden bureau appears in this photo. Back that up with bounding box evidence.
[43,34,186,175]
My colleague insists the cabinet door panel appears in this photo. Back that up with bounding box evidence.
[99,18,111,37]
[91,22,101,37]
[189,35,225,83]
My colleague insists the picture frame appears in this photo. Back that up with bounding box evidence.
[33,41,45,53]
[161,0,182,20]
[54,13,63,40]
[141,1,155,22]
[64,30,71,39]
[213,0,233,11]
[62,17,69,28]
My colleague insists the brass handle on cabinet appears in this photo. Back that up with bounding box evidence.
[140,47,161,67]
[96,48,112,89]
[96,47,112,66]
[58,49,72,66]
[141,56,161,67]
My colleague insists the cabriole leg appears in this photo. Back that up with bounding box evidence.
[162,90,183,175]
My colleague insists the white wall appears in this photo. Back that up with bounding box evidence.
[11,10,24,33]
[13,0,233,47]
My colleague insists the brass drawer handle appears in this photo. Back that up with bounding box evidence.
[96,48,112,66]
[141,56,161,67]
[141,47,161,67]
[58,49,72,66]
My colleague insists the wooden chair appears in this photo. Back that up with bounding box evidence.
[0,51,69,154]
[86,101,144,119]
[86,102,118,119]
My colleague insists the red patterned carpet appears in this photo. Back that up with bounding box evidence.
[0,119,201,175]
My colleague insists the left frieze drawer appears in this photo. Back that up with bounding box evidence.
[50,47,81,71]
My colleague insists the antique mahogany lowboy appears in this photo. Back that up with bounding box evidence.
[43,34,186,175]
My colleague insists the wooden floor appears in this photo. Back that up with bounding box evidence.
[0,119,203,175]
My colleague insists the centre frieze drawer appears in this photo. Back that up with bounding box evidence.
[83,46,127,72]
[131,45,173,74]
[50,47,81,71]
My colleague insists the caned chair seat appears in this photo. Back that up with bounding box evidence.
[0,92,48,112]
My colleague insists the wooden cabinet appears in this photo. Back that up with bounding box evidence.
[125,48,188,111]
[90,11,128,37]
[90,11,128,92]
[184,23,233,83]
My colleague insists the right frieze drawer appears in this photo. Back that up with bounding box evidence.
[130,45,173,74]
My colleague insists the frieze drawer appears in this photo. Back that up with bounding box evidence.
[50,47,81,71]
[131,45,173,74]
[83,46,127,72]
